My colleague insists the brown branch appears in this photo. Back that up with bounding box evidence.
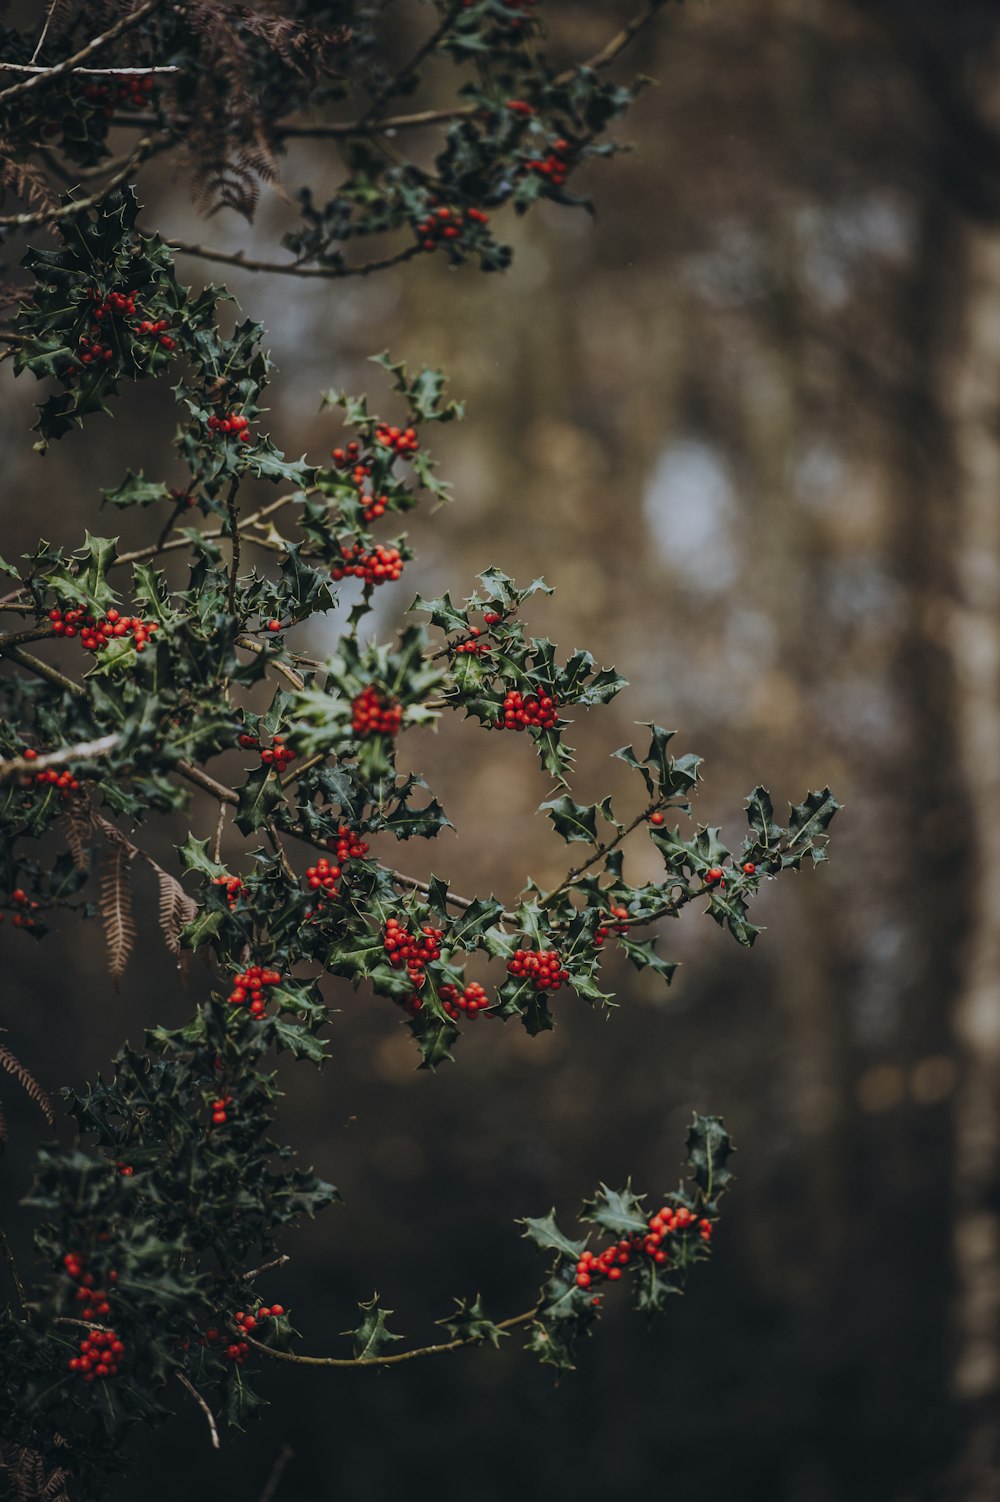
[175,1372,220,1452]
[258,1446,295,1502]
[0,734,120,786]
[0,137,154,229]
[165,241,423,280]
[0,645,84,698]
[358,0,465,129]
[241,1254,290,1283]
[176,760,239,807]
[225,477,241,616]
[238,1306,538,1370]
[0,0,167,107]
[0,63,180,77]
[556,0,671,84]
[266,819,297,885]
[237,636,305,692]
[0,1227,28,1315]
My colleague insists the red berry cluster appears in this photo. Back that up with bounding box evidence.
[91,288,137,319]
[495,690,559,731]
[49,606,158,653]
[525,137,574,188]
[5,887,41,930]
[212,873,246,910]
[305,855,342,904]
[352,685,402,737]
[238,732,296,772]
[17,746,80,802]
[507,947,569,991]
[594,906,630,947]
[374,422,419,455]
[201,1303,285,1363]
[384,917,444,988]
[331,542,404,585]
[414,204,490,252]
[226,964,282,1018]
[439,980,490,1020]
[68,1328,126,1382]
[328,825,370,863]
[116,1160,134,1177]
[330,441,389,521]
[506,99,535,116]
[77,332,114,365]
[209,1093,233,1126]
[135,316,174,351]
[452,626,491,656]
[83,73,154,110]
[574,1205,713,1291]
[705,866,725,888]
[207,412,252,442]
[63,1252,117,1321]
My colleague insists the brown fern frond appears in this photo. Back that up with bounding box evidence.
[98,841,136,984]
[0,1443,71,1502]
[0,1034,54,1127]
[61,798,93,872]
[0,148,59,214]
[143,857,198,957]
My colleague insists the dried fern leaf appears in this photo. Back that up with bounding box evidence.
[0,1036,54,1125]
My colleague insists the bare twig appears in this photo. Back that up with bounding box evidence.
[241,1254,290,1282]
[258,1445,295,1502]
[225,477,241,616]
[165,241,423,280]
[266,819,297,885]
[0,137,154,229]
[29,0,63,65]
[358,1,464,129]
[0,1227,28,1315]
[0,63,180,77]
[176,1372,221,1452]
[212,802,227,864]
[238,1306,538,1370]
[0,734,121,786]
[175,760,239,808]
[0,645,84,698]
[236,635,305,692]
[0,0,166,107]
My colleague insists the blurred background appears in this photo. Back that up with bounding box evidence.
[4,0,1000,1497]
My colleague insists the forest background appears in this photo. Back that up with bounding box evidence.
[3,1,1000,1499]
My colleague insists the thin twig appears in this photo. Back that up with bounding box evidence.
[0,137,154,229]
[0,63,180,77]
[0,645,84,698]
[266,819,297,885]
[242,1254,290,1282]
[225,477,241,616]
[29,0,62,65]
[540,804,660,909]
[176,1372,221,1452]
[0,0,166,107]
[238,1306,538,1370]
[258,1445,295,1502]
[165,241,423,280]
[175,760,239,807]
[236,635,305,692]
[0,1227,28,1315]
[0,734,120,786]
[212,802,227,864]
[358,0,464,129]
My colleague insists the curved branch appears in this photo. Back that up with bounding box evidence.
[165,241,423,280]
[0,0,166,108]
[238,1305,538,1370]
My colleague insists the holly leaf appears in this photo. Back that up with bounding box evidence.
[437,1294,505,1347]
[345,1294,404,1361]
[685,1113,734,1199]
[581,1181,648,1236]
[234,767,285,835]
[520,1210,588,1262]
[540,794,598,845]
